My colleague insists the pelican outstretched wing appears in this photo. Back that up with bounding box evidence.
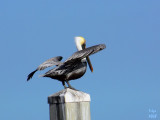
[27,56,63,81]
[37,56,63,70]
[65,44,106,64]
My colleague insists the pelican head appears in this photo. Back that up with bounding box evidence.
[75,36,93,72]
[75,36,86,51]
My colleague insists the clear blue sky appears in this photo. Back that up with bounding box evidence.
[0,0,160,120]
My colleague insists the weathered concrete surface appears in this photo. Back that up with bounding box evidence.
[48,88,90,103]
[48,88,91,120]
[65,102,90,120]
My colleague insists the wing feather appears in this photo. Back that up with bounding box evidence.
[65,44,106,64]
[37,56,63,70]
[27,56,63,81]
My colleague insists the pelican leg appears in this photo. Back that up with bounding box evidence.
[62,81,67,89]
[66,81,78,91]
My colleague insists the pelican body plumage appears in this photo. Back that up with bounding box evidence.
[27,37,106,90]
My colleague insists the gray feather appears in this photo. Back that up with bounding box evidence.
[65,44,106,64]
[27,56,63,81]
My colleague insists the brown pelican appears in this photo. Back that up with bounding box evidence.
[27,36,106,90]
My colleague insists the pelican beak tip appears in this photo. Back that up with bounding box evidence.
[91,67,93,72]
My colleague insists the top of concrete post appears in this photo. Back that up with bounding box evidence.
[48,88,91,104]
